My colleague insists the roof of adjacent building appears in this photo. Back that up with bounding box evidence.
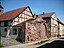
[0,6,32,21]
[35,12,55,18]
[57,18,64,25]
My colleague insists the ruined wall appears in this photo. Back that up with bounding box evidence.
[25,22,47,42]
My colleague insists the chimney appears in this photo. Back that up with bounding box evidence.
[34,13,36,16]
[34,13,36,18]
[43,12,45,15]
[36,15,38,18]
[0,2,4,14]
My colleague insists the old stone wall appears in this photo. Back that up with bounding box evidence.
[25,22,47,42]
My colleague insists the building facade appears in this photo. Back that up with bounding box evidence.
[34,12,58,37]
[0,5,47,42]
[0,3,64,42]
[57,18,64,36]
[0,6,33,37]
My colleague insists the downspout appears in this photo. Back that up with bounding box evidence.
[57,21,61,37]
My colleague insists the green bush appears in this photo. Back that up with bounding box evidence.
[0,44,3,47]
[35,40,49,45]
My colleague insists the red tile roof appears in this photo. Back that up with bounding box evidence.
[0,6,29,21]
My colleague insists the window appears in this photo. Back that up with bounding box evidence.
[1,22,4,26]
[13,28,17,35]
[8,21,12,26]
[0,28,1,34]
[0,22,1,26]
[4,28,7,32]
[4,21,8,26]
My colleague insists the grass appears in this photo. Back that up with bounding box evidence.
[0,44,4,48]
[34,39,49,45]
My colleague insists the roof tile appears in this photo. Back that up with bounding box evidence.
[0,6,29,21]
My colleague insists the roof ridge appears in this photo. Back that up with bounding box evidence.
[0,6,30,21]
[3,6,29,14]
[35,12,55,18]
[37,12,55,15]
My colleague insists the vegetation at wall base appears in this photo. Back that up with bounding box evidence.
[0,44,4,47]
[34,39,49,45]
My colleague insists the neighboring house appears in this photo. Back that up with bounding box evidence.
[34,12,58,37]
[0,2,64,42]
[0,6,33,37]
[57,18,64,36]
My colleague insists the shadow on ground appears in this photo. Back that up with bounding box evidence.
[37,40,64,48]
[59,37,64,39]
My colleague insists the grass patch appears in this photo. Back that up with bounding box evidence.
[34,39,49,45]
[0,44,4,48]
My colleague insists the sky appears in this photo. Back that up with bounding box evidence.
[0,0,64,22]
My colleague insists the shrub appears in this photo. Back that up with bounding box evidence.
[34,39,49,45]
[0,44,3,47]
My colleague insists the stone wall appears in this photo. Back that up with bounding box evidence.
[25,21,47,42]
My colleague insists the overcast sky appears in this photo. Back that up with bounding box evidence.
[0,0,64,22]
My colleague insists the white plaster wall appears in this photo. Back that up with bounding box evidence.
[51,14,58,26]
[13,8,33,26]
[51,14,58,34]
[59,24,64,35]
[14,17,18,21]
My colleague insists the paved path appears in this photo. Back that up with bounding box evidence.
[37,37,64,48]
[4,37,64,48]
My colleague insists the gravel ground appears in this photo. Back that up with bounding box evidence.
[4,37,64,48]
[1,37,21,47]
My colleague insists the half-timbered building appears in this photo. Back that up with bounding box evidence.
[57,18,64,36]
[0,6,33,37]
[0,3,64,42]
[34,12,58,37]
[0,6,47,42]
